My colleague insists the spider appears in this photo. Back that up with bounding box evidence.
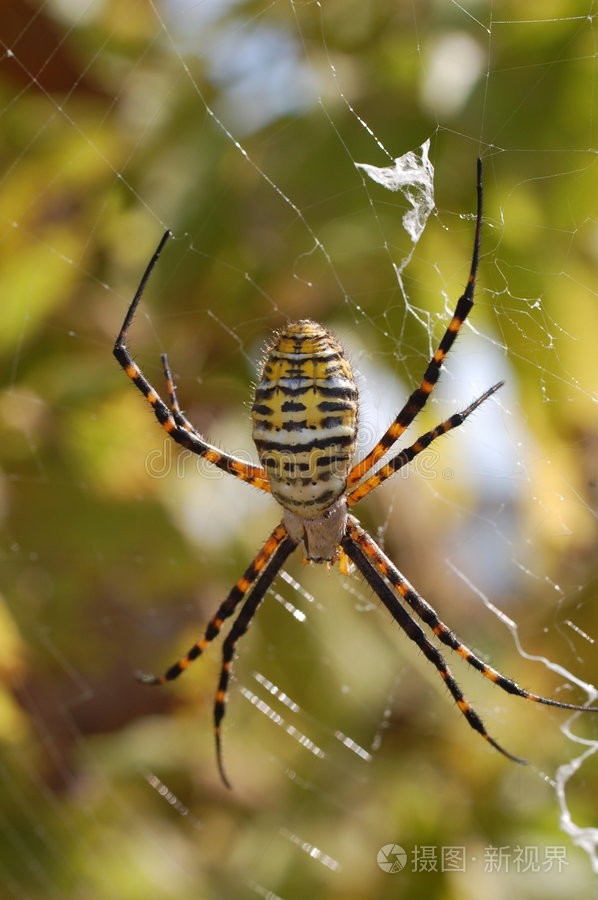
[114,160,597,788]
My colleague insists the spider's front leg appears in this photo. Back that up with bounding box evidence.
[341,521,527,764]
[212,530,296,788]
[136,523,292,687]
[136,522,297,788]
[342,517,598,762]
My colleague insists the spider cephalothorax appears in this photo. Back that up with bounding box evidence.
[114,160,598,788]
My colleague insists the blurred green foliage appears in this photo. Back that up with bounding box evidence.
[1,1,597,898]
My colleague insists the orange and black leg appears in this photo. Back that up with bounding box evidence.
[212,531,297,788]
[347,158,484,487]
[347,381,503,506]
[113,230,270,492]
[341,522,528,763]
[345,517,598,716]
[160,352,193,431]
[136,523,293,687]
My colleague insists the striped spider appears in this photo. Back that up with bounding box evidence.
[114,161,597,787]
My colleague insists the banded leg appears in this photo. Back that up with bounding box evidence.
[159,350,225,441]
[160,352,191,430]
[136,523,292,685]
[113,230,270,492]
[346,517,598,713]
[213,532,297,789]
[347,381,503,506]
[347,158,483,487]
[340,525,526,763]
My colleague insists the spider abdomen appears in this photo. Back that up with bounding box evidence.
[252,319,358,517]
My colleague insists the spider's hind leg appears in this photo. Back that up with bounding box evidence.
[113,230,271,492]
[347,158,484,488]
[160,352,195,431]
[161,353,182,413]
[347,381,503,506]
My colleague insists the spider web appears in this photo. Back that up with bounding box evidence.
[2,1,598,897]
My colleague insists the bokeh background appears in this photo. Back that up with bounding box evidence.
[1,1,598,898]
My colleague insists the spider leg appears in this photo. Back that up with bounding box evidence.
[346,517,598,714]
[136,523,292,686]
[213,532,297,789]
[340,523,527,763]
[160,352,188,424]
[160,351,211,437]
[347,158,483,487]
[113,230,270,492]
[347,381,503,506]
